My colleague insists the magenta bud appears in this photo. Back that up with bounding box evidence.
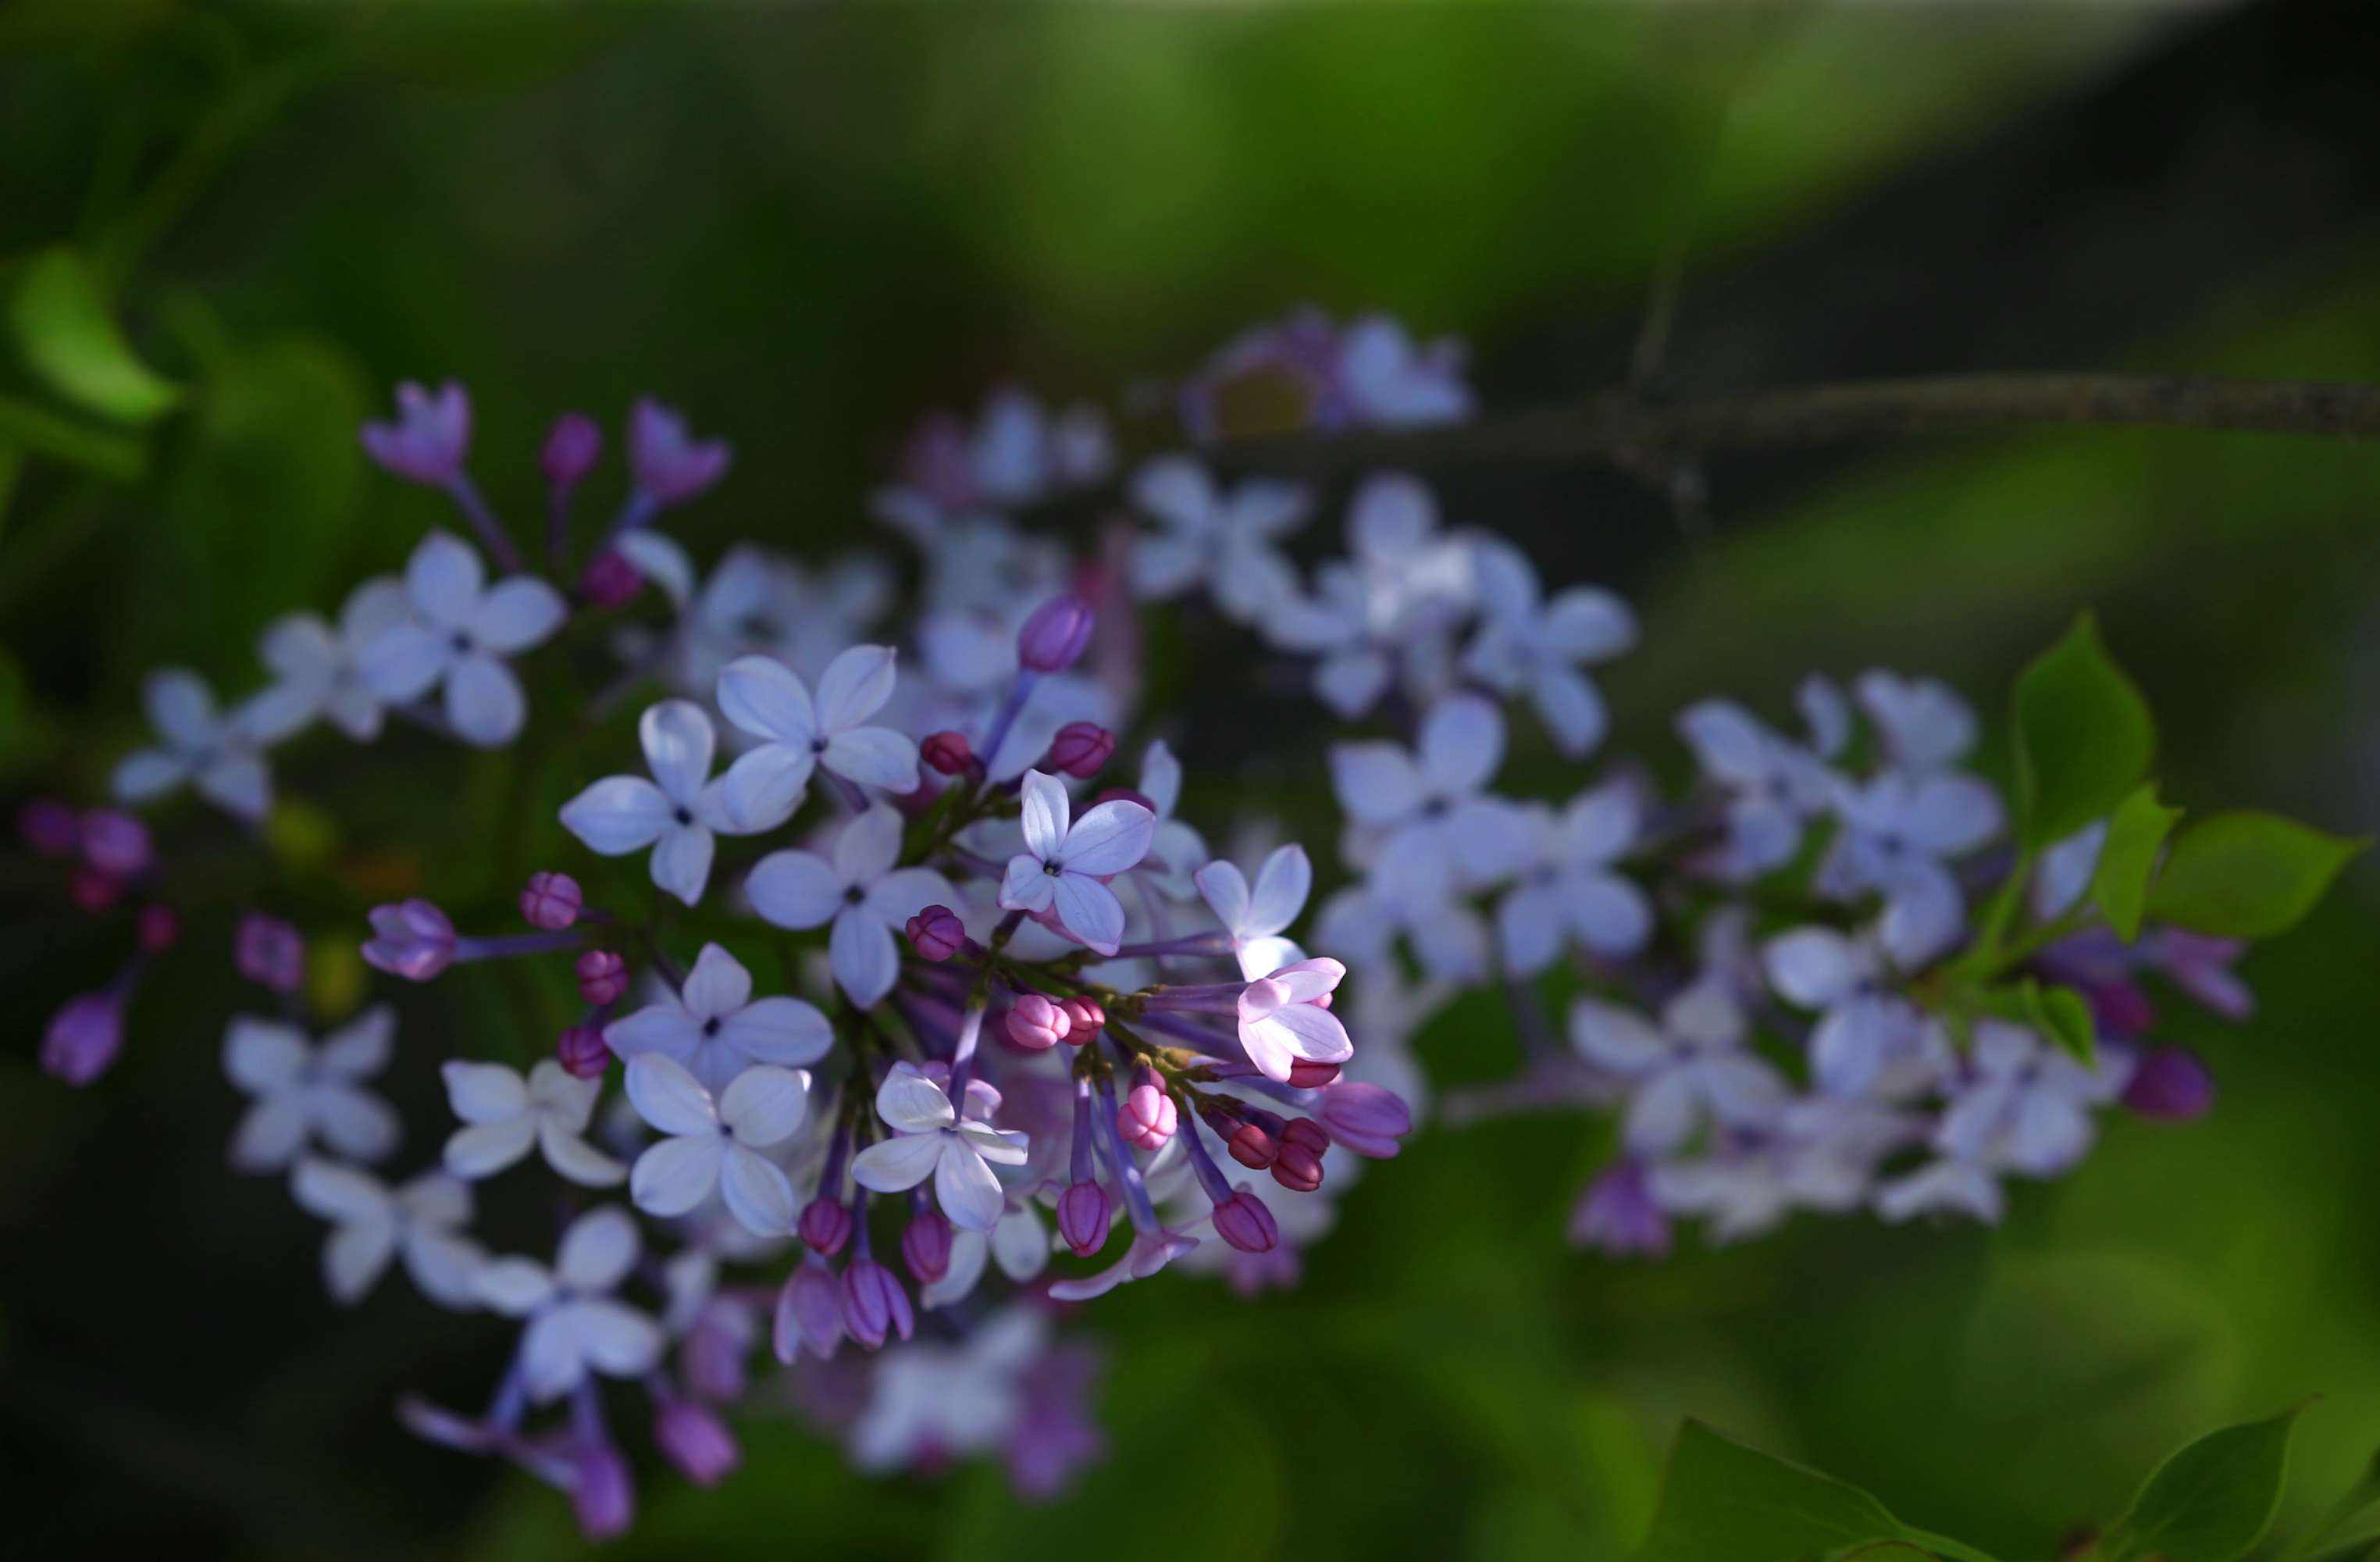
[236,913,306,993]
[653,1399,739,1487]
[556,1023,611,1079]
[41,992,124,1086]
[1280,1117,1330,1154]
[540,412,604,487]
[575,949,629,1005]
[578,548,644,609]
[2122,1045,2216,1122]
[80,809,154,877]
[906,904,966,963]
[1056,1179,1112,1256]
[798,1196,853,1257]
[1047,721,1116,779]
[680,1306,753,1403]
[361,380,472,487]
[362,899,458,982]
[1212,1189,1280,1254]
[1006,992,1071,1051]
[629,397,731,506]
[1271,1139,1325,1194]
[1059,997,1103,1041]
[136,904,181,954]
[69,868,122,913]
[1226,1121,1278,1170]
[19,797,80,857]
[565,1440,634,1542]
[1017,595,1096,673]
[519,871,584,930]
[901,1209,954,1284]
[839,1258,914,1351]
[1118,1081,1178,1151]
[921,730,973,776]
[1318,1082,1410,1157]
[1286,1058,1341,1089]
[775,1257,845,1362]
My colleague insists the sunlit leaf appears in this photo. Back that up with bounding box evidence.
[7,247,180,425]
[2092,783,2182,943]
[2011,610,2154,850]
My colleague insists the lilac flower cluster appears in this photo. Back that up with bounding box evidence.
[20,308,2317,1535]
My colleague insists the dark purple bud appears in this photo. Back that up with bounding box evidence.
[1212,1189,1280,1254]
[906,904,965,963]
[540,412,604,488]
[1056,1179,1111,1256]
[69,868,121,913]
[1286,1058,1341,1089]
[921,730,973,776]
[1059,997,1103,1042]
[1017,595,1095,673]
[1048,721,1116,779]
[575,949,629,1005]
[19,797,79,857]
[519,871,583,930]
[1279,1116,1331,1154]
[556,1023,610,1079]
[1006,992,1071,1051]
[578,549,643,609]
[360,380,471,487]
[564,1439,633,1541]
[901,1208,954,1284]
[2122,1045,2216,1122]
[80,809,153,877]
[1118,1079,1178,1150]
[136,904,180,954]
[798,1196,853,1257]
[1569,1159,1671,1258]
[839,1258,914,1351]
[652,1400,739,1487]
[775,1257,845,1362]
[41,992,124,1086]
[1317,1082,1410,1158]
[362,899,458,982]
[1226,1121,1278,1171]
[236,913,306,993]
[629,397,731,506]
[1270,1139,1325,1194]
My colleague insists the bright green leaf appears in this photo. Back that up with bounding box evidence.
[2099,1408,2300,1562]
[7,248,180,425]
[2146,812,2368,940]
[2011,611,2154,849]
[1636,1421,2000,1562]
[2092,783,2182,943]
[2029,981,2097,1068]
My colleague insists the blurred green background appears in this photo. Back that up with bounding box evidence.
[6,2,2380,1557]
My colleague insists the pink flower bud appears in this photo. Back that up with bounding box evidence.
[556,1023,610,1079]
[775,1257,843,1362]
[540,412,603,487]
[564,1440,633,1541]
[519,871,584,930]
[1286,1058,1341,1089]
[921,730,973,776]
[906,905,965,962]
[2122,1046,2216,1122]
[629,397,731,506]
[80,809,153,877]
[1017,595,1096,673]
[901,1209,954,1283]
[1119,1080,1178,1150]
[798,1196,853,1257]
[1059,997,1103,1042]
[18,797,79,857]
[1057,1179,1111,1256]
[1226,1121,1278,1170]
[1270,1139,1325,1194]
[653,1399,739,1487]
[1212,1189,1280,1254]
[69,868,122,913]
[839,1258,914,1351]
[1318,1082,1411,1157]
[1006,992,1071,1051]
[236,913,306,993]
[136,904,180,954]
[41,992,124,1086]
[575,949,629,1005]
[362,900,458,982]
[578,548,643,609]
[1047,721,1116,779]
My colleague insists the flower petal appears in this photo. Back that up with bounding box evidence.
[720,1143,796,1236]
[538,1122,629,1189]
[814,644,899,732]
[444,653,526,747]
[444,1115,537,1179]
[830,803,903,885]
[933,1142,1005,1232]
[559,775,673,854]
[716,654,816,744]
[874,1062,955,1134]
[1017,769,1070,860]
[631,1135,725,1216]
[849,1131,945,1193]
[1245,845,1311,936]
[822,726,918,792]
[829,908,900,1006]
[441,1060,527,1124]
[557,1204,641,1292]
[680,943,752,1018]
[745,848,842,929]
[406,531,484,628]
[718,997,832,1066]
[625,1051,719,1137]
[649,821,714,906]
[640,699,716,805]
[469,577,565,654]
[223,1017,308,1094]
[1051,872,1125,956]
[720,744,813,832]
[1058,799,1153,877]
[719,1065,808,1147]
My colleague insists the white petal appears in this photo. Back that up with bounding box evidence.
[1195,859,1251,933]
[1060,800,1154,877]
[849,1132,945,1193]
[1496,883,1566,977]
[1140,740,1182,816]
[1052,872,1125,956]
[1531,667,1608,758]
[745,849,842,929]
[112,748,191,803]
[556,1205,641,1292]
[1539,587,1637,661]
[830,908,900,1006]
[1329,742,1425,825]
[406,531,485,627]
[717,997,833,1066]
[356,623,450,704]
[680,943,752,1018]
[1017,769,1071,859]
[603,1002,702,1065]
[719,1143,796,1236]
[313,1086,401,1161]
[324,1220,399,1303]
[444,653,526,747]
[526,1060,601,1129]
[290,1157,390,1224]
[991,1207,1049,1282]
[230,1097,308,1172]
[519,1310,590,1401]
[814,644,899,731]
[319,1006,395,1079]
[934,1143,1005,1232]
[831,803,904,884]
[401,1229,487,1309]
[223,1017,308,1093]
[196,756,272,821]
[715,654,817,744]
[632,1135,726,1216]
[649,822,714,906]
[470,578,566,654]
[1565,874,1651,956]
[625,1051,720,1136]
[473,1257,557,1315]
[875,1062,957,1133]
[1569,999,1669,1075]
[569,1298,664,1378]
[1313,647,1393,719]
[863,867,957,929]
[822,726,918,792]
[539,1122,629,1188]
[720,744,813,832]
[441,1060,528,1124]
[444,1115,537,1179]
[720,1065,808,1147]
[559,775,673,854]
[144,668,219,748]
[1763,927,1862,1007]
[999,854,1057,913]
[1245,845,1311,936]
[1418,694,1503,796]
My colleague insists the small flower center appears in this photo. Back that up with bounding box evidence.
[702,1017,722,1037]
[674,806,694,826]
[450,631,474,655]
[845,885,866,906]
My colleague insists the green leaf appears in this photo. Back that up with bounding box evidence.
[1974,979,2096,1066]
[1636,1421,2001,1562]
[2011,611,2155,850]
[2099,1408,2300,1562]
[2145,812,2368,940]
[2092,784,2182,943]
[6,248,180,425]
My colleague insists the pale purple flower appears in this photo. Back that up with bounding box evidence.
[1194,843,1310,979]
[1495,780,1651,977]
[41,993,124,1086]
[1235,957,1352,1083]
[1762,926,1938,1099]
[357,531,566,747]
[1676,694,1840,880]
[1335,314,1473,426]
[440,1059,625,1188]
[1654,1097,1919,1243]
[1131,740,1209,899]
[289,1157,483,1307]
[624,1054,808,1237]
[559,700,738,905]
[472,1206,663,1402]
[715,647,920,829]
[1330,693,1527,897]
[1570,981,1786,1155]
[849,1062,1029,1232]
[1263,473,1474,719]
[1313,873,1493,986]
[1125,457,1306,623]
[997,770,1155,956]
[1855,671,1978,773]
[258,577,412,742]
[602,943,832,1095]
[920,1204,1050,1311]
[1463,538,1635,757]
[1569,1159,1670,1257]
[235,913,306,993]
[746,804,957,1006]
[363,899,456,980]
[111,668,312,822]
[223,1007,400,1172]
[629,398,732,506]
[1819,769,2002,968]
[361,380,470,485]
[1929,1018,2129,1180]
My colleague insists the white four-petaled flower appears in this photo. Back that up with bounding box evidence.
[258,577,412,742]
[113,668,312,822]
[1235,957,1353,1082]
[1495,780,1651,977]
[358,531,566,747]
[472,1206,663,1402]
[848,1063,1029,1232]
[746,804,957,1006]
[223,1007,401,1172]
[1125,457,1306,623]
[1463,537,1635,757]
[1195,843,1311,979]
[997,770,1155,957]
[1570,981,1787,1156]
[290,1157,483,1307]
[623,1053,808,1237]
[602,942,832,1095]
[560,699,739,906]
[716,647,920,830]
[439,1058,625,1187]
